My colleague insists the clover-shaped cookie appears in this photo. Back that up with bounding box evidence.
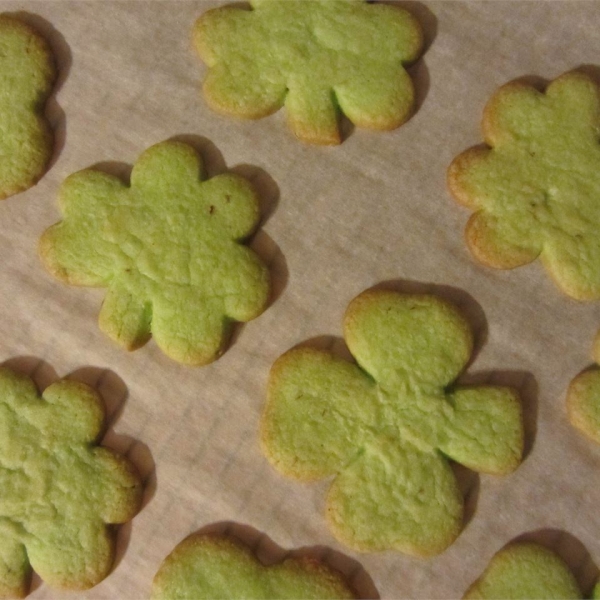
[151,532,355,600]
[261,289,523,556]
[567,331,600,444]
[464,542,584,599]
[194,0,423,145]
[39,141,270,365]
[448,72,600,300]
[0,367,142,598]
[0,15,56,200]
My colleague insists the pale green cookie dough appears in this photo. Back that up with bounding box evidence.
[261,289,524,556]
[567,331,600,444]
[194,0,423,145]
[464,542,582,599]
[151,533,356,600]
[0,15,56,199]
[0,367,142,598]
[448,71,600,300]
[39,140,270,366]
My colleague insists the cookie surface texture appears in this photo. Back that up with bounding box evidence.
[151,533,355,600]
[0,367,142,598]
[448,72,600,300]
[194,0,423,145]
[39,140,270,365]
[261,289,524,555]
[0,15,56,199]
[464,542,582,599]
[566,331,600,444]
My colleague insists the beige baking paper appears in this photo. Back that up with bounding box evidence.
[0,0,599,598]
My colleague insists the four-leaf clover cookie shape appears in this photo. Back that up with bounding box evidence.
[151,532,357,600]
[39,140,270,366]
[0,367,142,598]
[448,72,600,300]
[464,541,592,599]
[261,289,524,556]
[567,331,600,445]
[193,0,423,145]
[0,15,56,200]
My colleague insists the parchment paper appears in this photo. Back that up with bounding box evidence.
[1,1,599,598]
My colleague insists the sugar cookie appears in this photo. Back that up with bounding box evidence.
[448,72,600,300]
[194,0,423,145]
[261,289,523,555]
[39,140,270,365]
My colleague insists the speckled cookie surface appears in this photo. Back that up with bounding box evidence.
[0,367,142,598]
[261,289,523,556]
[0,15,56,200]
[39,140,270,366]
[448,71,600,300]
[194,0,423,145]
[464,542,582,599]
[567,331,600,444]
[151,533,355,600]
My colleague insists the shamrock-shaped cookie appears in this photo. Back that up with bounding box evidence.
[261,289,523,556]
[464,542,583,599]
[0,367,142,598]
[448,72,600,300]
[151,532,356,600]
[39,141,270,365]
[194,0,423,145]
[567,331,600,444]
[0,15,56,200]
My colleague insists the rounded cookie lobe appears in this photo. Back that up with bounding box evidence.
[567,369,600,444]
[567,332,600,445]
[325,436,463,556]
[343,289,473,390]
[261,346,378,481]
[464,542,582,599]
[151,532,356,600]
[0,15,56,200]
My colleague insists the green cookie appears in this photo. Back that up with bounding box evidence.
[39,140,270,365]
[567,331,600,444]
[448,71,600,300]
[151,533,355,599]
[0,367,142,598]
[0,15,56,200]
[464,542,582,599]
[194,0,423,145]
[261,289,524,555]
